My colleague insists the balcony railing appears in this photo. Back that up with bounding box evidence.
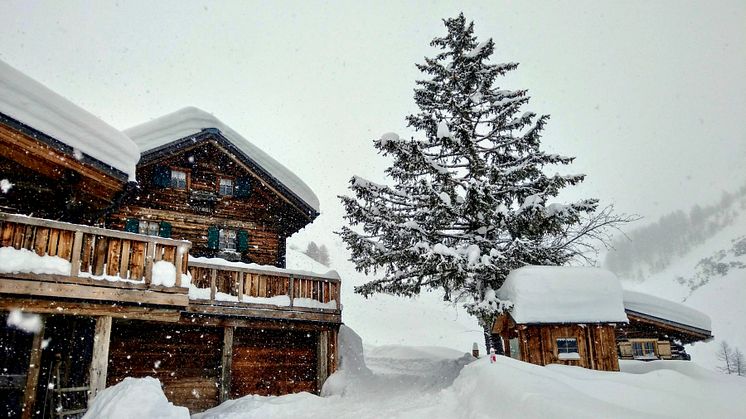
[188,259,341,313]
[0,212,191,305]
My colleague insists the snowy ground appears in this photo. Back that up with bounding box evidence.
[90,327,746,419]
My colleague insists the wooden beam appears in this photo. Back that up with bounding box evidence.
[220,326,234,403]
[88,316,112,404]
[0,299,181,322]
[21,317,44,419]
[0,278,189,307]
[288,275,294,308]
[210,269,217,302]
[316,330,329,394]
[70,230,83,276]
[0,272,188,294]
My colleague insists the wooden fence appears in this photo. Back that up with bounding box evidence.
[188,261,341,311]
[0,212,191,288]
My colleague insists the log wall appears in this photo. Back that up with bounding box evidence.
[109,140,309,267]
[513,324,620,371]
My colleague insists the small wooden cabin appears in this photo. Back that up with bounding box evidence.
[492,266,629,372]
[0,62,340,418]
[617,290,712,361]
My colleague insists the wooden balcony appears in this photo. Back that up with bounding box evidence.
[187,259,342,323]
[0,212,191,313]
[0,212,343,324]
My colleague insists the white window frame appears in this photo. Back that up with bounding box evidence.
[138,220,160,237]
[219,178,234,196]
[170,169,187,189]
[219,228,237,251]
[632,340,657,359]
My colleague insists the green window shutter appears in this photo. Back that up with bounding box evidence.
[236,229,249,252]
[207,226,219,250]
[159,221,172,238]
[153,166,171,188]
[125,218,139,233]
[234,176,252,198]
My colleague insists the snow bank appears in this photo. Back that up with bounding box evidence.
[623,290,711,332]
[124,107,319,211]
[321,325,372,396]
[6,309,42,333]
[0,246,71,275]
[83,377,189,419]
[0,59,139,179]
[498,266,628,324]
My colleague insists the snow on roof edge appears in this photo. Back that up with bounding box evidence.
[124,107,320,212]
[0,59,139,180]
[622,290,711,333]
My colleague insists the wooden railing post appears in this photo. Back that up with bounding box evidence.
[237,272,244,302]
[288,275,295,307]
[144,241,155,286]
[210,269,217,302]
[70,231,83,277]
[174,246,183,288]
[88,315,112,405]
[21,316,44,419]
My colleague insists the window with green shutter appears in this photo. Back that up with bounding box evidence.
[125,218,139,233]
[236,229,249,252]
[153,166,171,188]
[234,176,252,198]
[159,221,172,238]
[207,226,219,250]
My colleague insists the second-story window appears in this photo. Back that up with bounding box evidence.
[171,170,187,189]
[139,220,160,236]
[219,178,234,196]
[219,228,237,251]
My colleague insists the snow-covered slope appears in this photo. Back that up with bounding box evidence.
[620,200,746,370]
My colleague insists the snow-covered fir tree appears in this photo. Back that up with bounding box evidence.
[338,13,629,352]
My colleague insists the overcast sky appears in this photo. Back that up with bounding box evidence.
[1,0,745,246]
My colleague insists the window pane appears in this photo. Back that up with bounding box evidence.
[219,178,233,196]
[171,170,187,189]
[219,229,237,251]
[556,338,578,354]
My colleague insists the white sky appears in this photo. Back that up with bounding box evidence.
[1,0,745,245]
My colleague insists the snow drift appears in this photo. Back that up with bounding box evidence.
[83,377,189,419]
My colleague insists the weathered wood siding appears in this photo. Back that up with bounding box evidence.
[516,324,619,371]
[107,321,222,413]
[109,140,306,267]
[231,328,318,397]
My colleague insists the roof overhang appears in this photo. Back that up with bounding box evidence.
[625,309,713,343]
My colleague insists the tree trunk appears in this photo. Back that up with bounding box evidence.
[482,325,504,355]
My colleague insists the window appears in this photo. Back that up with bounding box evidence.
[556,338,580,360]
[170,170,187,189]
[139,220,160,236]
[219,228,237,251]
[219,178,234,196]
[632,341,657,359]
[509,338,522,360]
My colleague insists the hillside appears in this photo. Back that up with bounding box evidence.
[612,194,746,370]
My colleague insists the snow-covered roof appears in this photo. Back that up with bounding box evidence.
[124,107,320,212]
[623,290,711,333]
[497,266,629,324]
[0,59,139,180]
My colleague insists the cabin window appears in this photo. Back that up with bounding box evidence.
[139,220,160,236]
[632,340,657,359]
[556,338,580,360]
[170,170,187,189]
[219,228,237,251]
[219,178,234,196]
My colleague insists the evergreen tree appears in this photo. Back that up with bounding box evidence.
[305,241,320,262]
[318,244,331,266]
[338,14,630,352]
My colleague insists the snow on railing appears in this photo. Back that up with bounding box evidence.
[0,212,191,288]
[187,258,340,311]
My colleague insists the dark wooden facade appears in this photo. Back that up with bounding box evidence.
[493,313,621,372]
[109,132,317,268]
[0,114,131,224]
[616,310,711,361]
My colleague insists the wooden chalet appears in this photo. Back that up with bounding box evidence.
[617,290,712,361]
[492,266,629,372]
[0,61,341,418]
